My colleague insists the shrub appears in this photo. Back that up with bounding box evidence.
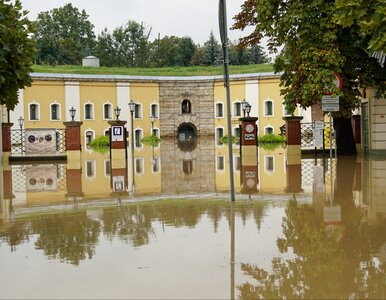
[257,134,286,144]
[220,135,240,145]
[141,135,161,147]
[89,135,110,153]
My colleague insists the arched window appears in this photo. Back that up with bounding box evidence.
[29,103,39,121]
[181,99,191,114]
[85,103,94,120]
[50,103,60,120]
[85,130,94,149]
[134,103,142,119]
[104,103,112,119]
[264,155,275,173]
[265,126,274,135]
[216,127,224,145]
[233,102,241,117]
[135,129,143,148]
[151,103,159,118]
[215,102,224,118]
[264,100,274,117]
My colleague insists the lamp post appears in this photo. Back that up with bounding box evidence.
[241,99,248,117]
[114,106,121,120]
[128,100,136,193]
[18,117,24,153]
[69,107,76,121]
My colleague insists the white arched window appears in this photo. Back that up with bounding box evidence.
[29,102,40,121]
[135,128,143,148]
[264,99,274,117]
[150,103,159,118]
[216,127,224,145]
[103,103,112,120]
[264,126,274,135]
[215,102,224,118]
[233,101,241,117]
[84,102,94,120]
[50,103,60,121]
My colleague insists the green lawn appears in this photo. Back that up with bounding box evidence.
[32,64,274,76]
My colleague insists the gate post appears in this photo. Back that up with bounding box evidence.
[63,120,84,201]
[239,116,258,195]
[108,120,129,195]
[283,116,303,194]
[2,123,13,162]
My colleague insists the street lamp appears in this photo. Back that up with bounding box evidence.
[241,99,248,117]
[69,107,76,121]
[245,103,251,117]
[18,117,24,153]
[128,100,136,193]
[114,106,121,120]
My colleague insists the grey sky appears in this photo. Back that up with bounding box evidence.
[20,0,253,45]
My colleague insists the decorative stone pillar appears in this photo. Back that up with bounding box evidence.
[352,115,361,154]
[239,117,258,195]
[63,121,83,169]
[63,121,84,201]
[283,116,303,194]
[2,123,13,162]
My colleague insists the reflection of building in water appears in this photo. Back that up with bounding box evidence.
[161,136,215,194]
[362,158,386,225]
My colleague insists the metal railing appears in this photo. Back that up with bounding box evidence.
[301,122,335,150]
[10,128,66,156]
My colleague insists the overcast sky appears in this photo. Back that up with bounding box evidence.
[20,0,254,46]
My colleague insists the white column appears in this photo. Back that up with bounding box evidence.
[65,82,80,121]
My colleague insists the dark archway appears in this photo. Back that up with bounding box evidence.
[177,123,197,151]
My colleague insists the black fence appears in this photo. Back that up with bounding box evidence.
[300,122,335,150]
[10,128,66,156]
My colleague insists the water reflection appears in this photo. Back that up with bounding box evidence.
[1,144,386,298]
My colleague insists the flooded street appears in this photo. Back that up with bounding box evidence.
[1,146,386,298]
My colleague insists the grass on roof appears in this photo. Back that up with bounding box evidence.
[32,63,274,76]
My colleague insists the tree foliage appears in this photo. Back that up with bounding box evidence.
[201,31,222,66]
[232,0,385,155]
[0,0,35,110]
[33,3,96,65]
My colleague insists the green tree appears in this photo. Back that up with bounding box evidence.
[335,0,386,52]
[201,31,222,66]
[233,0,385,156]
[33,3,96,65]
[149,35,181,67]
[176,37,196,66]
[0,0,35,111]
[96,21,151,67]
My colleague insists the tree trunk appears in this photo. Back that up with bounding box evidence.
[333,117,356,156]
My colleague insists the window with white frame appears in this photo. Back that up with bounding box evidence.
[151,103,159,118]
[152,128,159,137]
[134,103,142,119]
[264,100,273,117]
[135,158,144,174]
[29,103,39,121]
[85,130,94,149]
[265,126,274,135]
[215,102,224,118]
[234,156,241,171]
[217,156,225,171]
[50,103,60,120]
[152,157,160,173]
[233,102,241,117]
[135,129,143,148]
[85,160,96,178]
[216,127,224,145]
[85,103,94,120]
[104,160,111,176]
[264,155,274,172]
[234,126,241,139]
[104,103,112,119]
[104,129,110,136]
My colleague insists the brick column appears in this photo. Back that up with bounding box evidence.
[63,121,83,170]
[283,116,303,194]
[352,115,361,154]
[2,123,13,161]
[239,117,258,195]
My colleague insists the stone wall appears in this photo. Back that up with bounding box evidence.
[159,80,215,137]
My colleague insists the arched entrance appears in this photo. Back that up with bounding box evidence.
[177,123,197,151]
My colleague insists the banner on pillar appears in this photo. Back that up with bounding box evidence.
[26,165,57,191]
[25,129,57,155]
